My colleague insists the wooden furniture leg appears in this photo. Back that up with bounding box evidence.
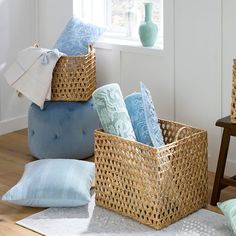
[211,128,231,205]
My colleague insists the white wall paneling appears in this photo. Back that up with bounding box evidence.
[120,51,173,119]
[94,44,174,120]
[0,0,36,135]
[120,0,174,120]
[222,0,236,176]
[174,0,222,173]
[95,47,114,87]
[38,0,73,47]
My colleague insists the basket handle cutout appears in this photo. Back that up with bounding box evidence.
[174,127,190,142]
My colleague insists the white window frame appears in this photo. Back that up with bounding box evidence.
[73,0,163,48]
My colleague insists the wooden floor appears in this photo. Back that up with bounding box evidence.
[0,130,236,235]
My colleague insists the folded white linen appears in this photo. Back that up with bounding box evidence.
[4,46,64,109]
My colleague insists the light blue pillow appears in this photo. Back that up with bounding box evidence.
[54,16,105,55]
[92,83,136,141]
[125,82,164,147]
[2,159,95,207]
[218,199,236,234]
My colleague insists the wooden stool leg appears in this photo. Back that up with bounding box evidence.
[211,128,231,205]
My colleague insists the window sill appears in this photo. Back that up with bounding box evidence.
[94,37,164,56]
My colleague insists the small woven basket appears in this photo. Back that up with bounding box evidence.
[231,59,236,123]
[51,45,96,101]
[95,119,208,230]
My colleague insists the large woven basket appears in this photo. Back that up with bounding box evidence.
[231,59,236,123]
[51,45,96,101]
[95,119,208,230]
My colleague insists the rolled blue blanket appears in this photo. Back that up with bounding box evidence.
[92,84,136,140]
[125,82,165,147]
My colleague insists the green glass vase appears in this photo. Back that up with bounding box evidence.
[139,2,158,47]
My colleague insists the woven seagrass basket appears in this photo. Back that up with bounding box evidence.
[95,119,208,230]
[231,59,236,123]
[51,45,96,101]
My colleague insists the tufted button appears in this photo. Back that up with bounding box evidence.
[68,107,75,112]
[82,130,86,135]
[31,130,35,136]
[54,134,58,140]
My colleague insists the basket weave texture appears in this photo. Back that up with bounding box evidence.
[95,119,208,229]
[231,59,236,123]
[51,45,96,101]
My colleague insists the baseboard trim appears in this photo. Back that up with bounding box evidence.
[0,115,28,135]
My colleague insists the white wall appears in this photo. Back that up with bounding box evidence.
[0,0,37,135]
[38,0,73,48]
[222,0,236,175]
[0,0,72,135]
[174,0,236,175]
[174,0,222,173]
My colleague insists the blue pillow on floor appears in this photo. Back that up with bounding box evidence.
[54,16,105,55]
[2,159,95,207]
[125,82,164,147]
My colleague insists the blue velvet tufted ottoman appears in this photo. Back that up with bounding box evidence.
[28,99,99,159]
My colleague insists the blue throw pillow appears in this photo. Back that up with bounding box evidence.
[53,16,105,55]
[125,82,165,147]
[2,159,95,207]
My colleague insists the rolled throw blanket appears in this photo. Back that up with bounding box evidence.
[92,83,136,140]
[125,82,165,147]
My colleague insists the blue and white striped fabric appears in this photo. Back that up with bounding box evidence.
[2,159,95,207]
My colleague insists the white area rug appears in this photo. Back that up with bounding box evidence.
[17,194,234,236]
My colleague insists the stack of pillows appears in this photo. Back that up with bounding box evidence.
[2,16,105,208]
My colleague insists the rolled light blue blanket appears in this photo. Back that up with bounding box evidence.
[125,82,165,147]
[92,84,136,140]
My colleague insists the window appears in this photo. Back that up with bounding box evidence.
[73,0,163,46]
